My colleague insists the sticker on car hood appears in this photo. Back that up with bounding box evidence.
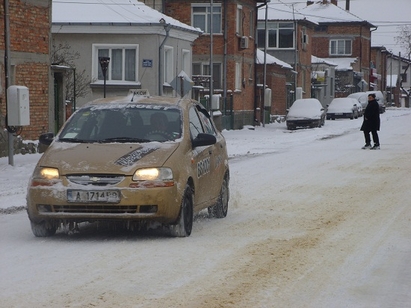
[115,146,159,166]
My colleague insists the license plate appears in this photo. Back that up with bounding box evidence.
[67,190,120,203]
[335,113,343,115]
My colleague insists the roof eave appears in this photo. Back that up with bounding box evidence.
[52,22,203,36]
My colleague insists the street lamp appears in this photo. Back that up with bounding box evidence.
[99,56,110,98]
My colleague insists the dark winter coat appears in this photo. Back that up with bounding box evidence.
[360,99,380,131]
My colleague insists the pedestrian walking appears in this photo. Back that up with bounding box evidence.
[360,93,380,150]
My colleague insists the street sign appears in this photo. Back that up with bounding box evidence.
[170,71,193,97]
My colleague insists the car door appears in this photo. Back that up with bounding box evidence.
[195,106,226,204]
[188,106,216,209]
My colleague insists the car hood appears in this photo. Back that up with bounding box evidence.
[37,141,180,175]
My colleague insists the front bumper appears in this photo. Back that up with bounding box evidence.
[27,179,182,225]
[327,113,353,119]
[286,119,320,128]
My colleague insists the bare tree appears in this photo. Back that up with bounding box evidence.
[395,25,411,59]
[51,42,91,102]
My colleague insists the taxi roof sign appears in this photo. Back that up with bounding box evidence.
[128,89,150,97]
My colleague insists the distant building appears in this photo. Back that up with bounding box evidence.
[300,0,376,97]
[255,49,293,118]
[311,56,337,107]
[257,1,317,107]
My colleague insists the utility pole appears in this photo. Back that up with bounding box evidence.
[209,0,214,115]
[4,0,13,166]
[398,52,402,107]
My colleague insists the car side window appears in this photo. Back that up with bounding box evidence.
[197,111,216,135]
[189,107,204,139]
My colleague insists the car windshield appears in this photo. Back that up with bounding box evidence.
[59,105,182,143]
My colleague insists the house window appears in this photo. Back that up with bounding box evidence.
[94,44,138,83]
[301,28,308,51]
[329,39,352,56]
[192,62,222,89]
[164,46,174,84]
[401,73,407,83]
[257,22,294,49]
[182,49,191,75]
[235,62,242,91]
[236,5,243,36]
[192,4,222,34]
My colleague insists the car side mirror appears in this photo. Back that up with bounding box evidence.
[39,132,55,146]
[192,133,216,148]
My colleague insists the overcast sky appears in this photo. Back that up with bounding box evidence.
[275,0,411,57]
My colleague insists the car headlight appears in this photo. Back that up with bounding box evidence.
[132,167,173,181]
[30,167,60,187]
[34,167,60,180]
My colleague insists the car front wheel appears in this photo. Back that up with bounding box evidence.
[169,185,193,237]
[30,220,57,237]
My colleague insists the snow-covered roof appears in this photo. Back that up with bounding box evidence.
[320,57,358,71]
[311,55,337,66]
[299,2,374,26]
[258,2,317,24]
[256,49,293,69]
[52,0,202,33]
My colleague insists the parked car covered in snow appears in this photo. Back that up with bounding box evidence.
[286,98,326,130]
[347,91,386,113]
[26,90,230,238]
[326,97,360,120]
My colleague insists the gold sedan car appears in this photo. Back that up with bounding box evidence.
[27,90,229,237]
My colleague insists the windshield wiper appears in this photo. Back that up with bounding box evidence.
[99,137,150,143]
[58,138,90,143]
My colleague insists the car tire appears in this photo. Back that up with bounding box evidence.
[169,185,193,237]
[208,175,229,218]
[30,220,57,237]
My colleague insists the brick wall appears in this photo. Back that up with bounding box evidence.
[256,64,289,115]
[165,0,258,126]
[0,0,51,143]
[312,24,371,63]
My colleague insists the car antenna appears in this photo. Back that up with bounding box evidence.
[130,91,137,102]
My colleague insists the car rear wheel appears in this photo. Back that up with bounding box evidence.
[208,176,229,218]
[169,185,193,237]
[30,220,57,237]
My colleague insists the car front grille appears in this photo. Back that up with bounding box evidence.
[67,175,125,186]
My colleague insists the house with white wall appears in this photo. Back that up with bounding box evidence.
[52,0,202,113]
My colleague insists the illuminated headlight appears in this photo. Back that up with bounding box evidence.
[33,167,60,180]
[132,168,173,181]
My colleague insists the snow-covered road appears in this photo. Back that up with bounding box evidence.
[1,109,411,307]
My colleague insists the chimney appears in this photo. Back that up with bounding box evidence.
[307,1,314,5]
